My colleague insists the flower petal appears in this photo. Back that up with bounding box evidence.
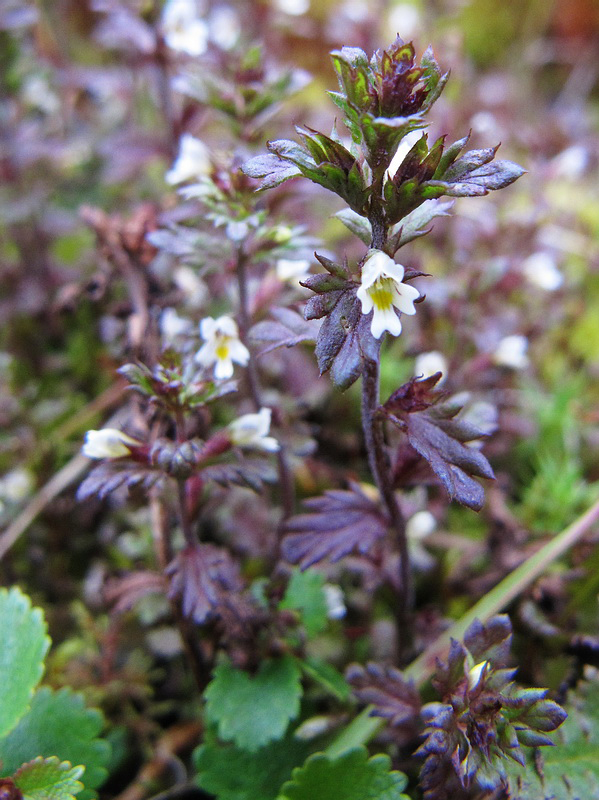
[392,282,419,315]
[371,306,402,339]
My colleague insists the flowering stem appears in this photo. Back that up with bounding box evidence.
[150,495,210,692]
[235,245,295,521]
[361,357,413,659]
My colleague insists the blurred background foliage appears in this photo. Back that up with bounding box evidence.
[1,0,599,793]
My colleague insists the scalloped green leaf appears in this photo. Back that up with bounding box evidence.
[0,587,50,738]
[277,747,410,800]
[0,688,111,800]
[204,656,302,751]
[194,731,313,800]
[13,757,84,800]
[279,569,328,637]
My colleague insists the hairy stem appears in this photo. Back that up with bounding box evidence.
[235,245,295,521]
[361,357,413,659]
[150,496,210,691]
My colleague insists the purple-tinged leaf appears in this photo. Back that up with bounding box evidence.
[77,462,163,503]
[242,153,301,190]
[166,544,242,624]
[105,571,167,614]
[201,460,277,491]
[249,308,318,355]
[385,375,495,511]
[464,615,512,666]
[282,483,388,569]
[346,662,421,731]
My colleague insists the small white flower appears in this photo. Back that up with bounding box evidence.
[276,258,311,282]
[414,351,448,385]
[83,429,141,459]
[173,266,208,308]
[228,408,280,452]
[357,250,420,339]
[521,252,563,291]
[160,308,193,345]
[161,0,208,56]
[195,315,249,380]
[166,134,211,185]
[492,335,529,370]
[275,0,310,15]
[406,510,436,541]
[323,584,346,620]
[208,5,240,49]
[460,401,498,438]
[0,468,34,502]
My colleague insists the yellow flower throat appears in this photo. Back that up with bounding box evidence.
[369,278,394,311]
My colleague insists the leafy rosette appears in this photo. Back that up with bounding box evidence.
[417,616,567,799]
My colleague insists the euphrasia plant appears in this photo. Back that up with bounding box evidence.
[244,36,524,625]
[75,33,567,800]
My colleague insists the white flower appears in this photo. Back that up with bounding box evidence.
[166,134,211,185]
[160,308,193,345]
[173,266,208,308]
[357,250,420,339]
[208,5,240,49]
[228,408,280,452]
[323,584,346,620]
[406,510,436,541]
[83,429,141,459]
[521,252,563,291]
[276,258,311,282]
[492,335,529,370]
[0,468,34,502]
[195,316,249,380]
[414,351,448,385]
[275,0,310,15]
[406,510,436,571]
[161,0,208,56]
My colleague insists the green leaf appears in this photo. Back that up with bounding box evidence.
[299,658,351,702]
[334,209,372,245]
[279,570,328,637]
[507,680,599,799]
[194,731,314,800]
[204,656,303,751]
[0,587,50,738]
[14,757,84,800]
[277,747,410,800]
[0,688,111,800]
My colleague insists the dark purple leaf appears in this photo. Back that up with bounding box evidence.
[405,413,493,511]
[77,461,163,503]
[249,308,317,355]
[346,662,421,729]
[464,615,512,666]
[166,544,242,624]
[385,375,495,511]
[282,483,389,569]
[105,571,167,614]
[201,460,277,491]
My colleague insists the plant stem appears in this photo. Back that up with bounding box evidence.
[235,245,295,521]
[361,357,413,659]
[150,495,211,692]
